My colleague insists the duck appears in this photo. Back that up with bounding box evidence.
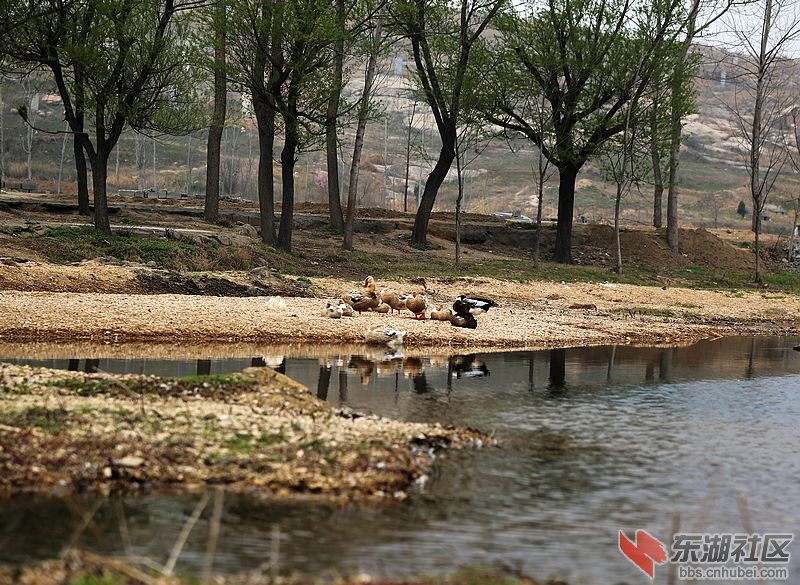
[379,289,407,315]
[338,301,355,317]
[453,295,497,316]
[345,290,380,314]
[365,325,406,347]
[430,304,453,321]
[265,296,287,310]
[373,301,391,313]
[404,292,427,320]
[322,301,343,319]
[343,275,377,306]
[450,312,477,329]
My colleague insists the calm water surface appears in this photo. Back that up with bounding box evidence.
[1,336,799,584]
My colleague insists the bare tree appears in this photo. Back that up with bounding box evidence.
[57,123,68,195]
[664,0,737,252]
[402,95,418,213]
[205,0,228,223]
[532,93,554,268]
[135,132,147,191]
[781,106,800,261]
[602,49,657,274]
[343,18,384,250]
[724,0,800,282]
[0,83,4,189]
[390,0,505,248]
[454,130,488,269]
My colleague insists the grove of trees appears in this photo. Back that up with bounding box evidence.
[1,0,796,275]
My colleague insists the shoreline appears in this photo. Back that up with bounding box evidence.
[1,273,798,350]
[1,266,798,500]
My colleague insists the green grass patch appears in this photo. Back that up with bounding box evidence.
[36,226,187,266]
[50,377,120,396]
[29,225,271,272]
[177,373,247,385]
[224,435,256,454]
[223,431,287,454]
[0,407,72,433]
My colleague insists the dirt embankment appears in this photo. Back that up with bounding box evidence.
[0,364,487,500]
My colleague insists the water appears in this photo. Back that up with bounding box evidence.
[1,336,799,584]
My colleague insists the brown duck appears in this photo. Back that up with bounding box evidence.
[404,292,427,320]
[379,289,407,315]
[347,290,380,315]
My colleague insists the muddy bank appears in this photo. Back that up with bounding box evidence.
[0,364,486,500]
[0,550,554,585]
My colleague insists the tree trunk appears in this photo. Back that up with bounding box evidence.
[411,126,456,247]
[204,0,227,224]
[614,182,623,274]
[554,163,579,263]
[254,94,277,245]
[343,20,381,251]
[665,11,696,253]
[666,123,680,251]
[650,106,663,228]
[455,151,463,269]
[278,117,298,252]
[89,136,111,234]
[324,0,345,232]
[74,132,91,215]
[754,215,762,283]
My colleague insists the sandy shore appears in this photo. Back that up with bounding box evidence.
[1,267,799,350]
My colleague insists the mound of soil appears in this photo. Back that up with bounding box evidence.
[133,270,316,297]
[572,224,755,272]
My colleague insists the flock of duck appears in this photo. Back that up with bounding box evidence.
[322,275,496,344]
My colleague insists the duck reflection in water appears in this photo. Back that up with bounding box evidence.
[348,355,375,384]
[448,354,490,379]
[251,354,287,373]
[410,371,433,394]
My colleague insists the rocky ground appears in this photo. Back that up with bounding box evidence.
[0,364,486,500]
[0,260,798,349]
[1,194,799,585]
